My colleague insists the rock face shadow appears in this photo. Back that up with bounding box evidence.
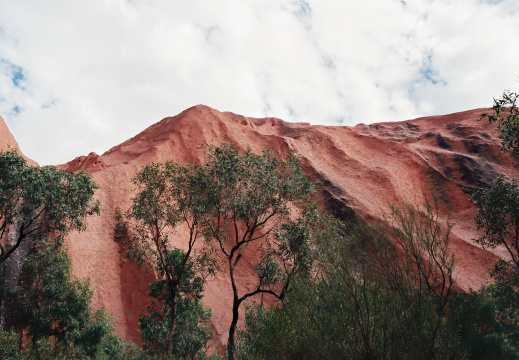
[115,233,157,343]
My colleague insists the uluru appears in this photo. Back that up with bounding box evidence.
[1,104,519,357]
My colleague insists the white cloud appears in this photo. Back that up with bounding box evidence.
[0,0,518,165]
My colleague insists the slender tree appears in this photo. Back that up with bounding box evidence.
[238,199,457,359]
[115,161,216,357]
[379,197,455,359]
[198,144,314,359]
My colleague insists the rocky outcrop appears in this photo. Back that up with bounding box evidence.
[0,116,37,167]
[1,106,517,347]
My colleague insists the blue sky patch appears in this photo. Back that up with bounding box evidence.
[12,67,25,87]
[419,52,446,86]
[293,0,312,17]
[1,58,26,89]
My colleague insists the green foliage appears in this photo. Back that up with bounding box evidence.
[488,261,519,329]
[472,176,519,267]
[118,144,315,359]
[195,144,314,359]
[238,219,400,359]
[140,296,213,358]
[95,333,182,360]
[481,90,519,157]
[200,145,313,239]
[0,149,114,358]
[13,240,113,358]
[439,260,519,358]
[0,327,21,360]
[0,150,101,265]
[138,250,213,358]
[116,158,217,357]
[0,242,162,359]
[449,261,519,359]
[443,286,519,359]
[238,199,457,359]
[95,334,140,360]
[460,88,519,358]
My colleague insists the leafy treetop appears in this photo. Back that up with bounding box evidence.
[0,150,101,265]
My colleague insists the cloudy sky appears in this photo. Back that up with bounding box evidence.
[1,0,518,165]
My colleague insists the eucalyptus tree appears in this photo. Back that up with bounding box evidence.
[472,177,519,269]
[0,150,101,266]
[475,90,519,270]
[466,90,519,354]
[0,150,100,328]
[115,161,216,357]
[481,89,519,157]
[198,144,315,360]
[238,199,457,359]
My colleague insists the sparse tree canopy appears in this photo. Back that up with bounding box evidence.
[473,177,519,268]
[196,144,314,360]
[115,160,216,357]
[474,89,519,271]
[116,144,315,359]
[481,90,519,157]
[238,198,457,359]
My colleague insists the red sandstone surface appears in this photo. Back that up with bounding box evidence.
[1,106,518,348]
[0,115,38,167]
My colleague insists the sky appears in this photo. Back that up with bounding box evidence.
[0,0,518,165]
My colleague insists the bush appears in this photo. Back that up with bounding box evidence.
[238,198,457,359]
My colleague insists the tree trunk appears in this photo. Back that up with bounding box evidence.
[0,218,33,329]
[167,292,178,356]
[227,299,239,360]
[227,258,239,360]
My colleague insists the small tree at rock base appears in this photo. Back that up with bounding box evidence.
[138,249,214,358]
[13,239,114,358]
[197,144,314,360]
[237,197,456,359]
[0,149,101,338]
[472,176,519,268]
[115,160,216,357]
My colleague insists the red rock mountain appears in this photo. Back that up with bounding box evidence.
[2,106,518,347]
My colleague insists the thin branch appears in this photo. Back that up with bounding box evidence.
[237,287,282,306]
